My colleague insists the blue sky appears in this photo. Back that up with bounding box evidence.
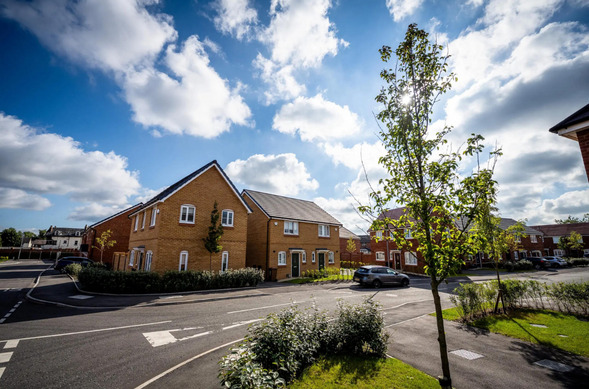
[1,0,588,235]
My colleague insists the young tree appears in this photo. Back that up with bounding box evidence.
[203,201,224,271]
[345,237,357,260]
[361,24,498,388]
[92,229,117,263]
[555,213,589,224]
[558,231,584,257]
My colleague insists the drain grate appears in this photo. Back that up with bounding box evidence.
[534,359,573,372]
[450,349,484,360]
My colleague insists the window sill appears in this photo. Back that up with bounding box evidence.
[283,234,299,237]
[222,225,234,229]
[178,223,195,226]
[318,236,331,239]
[278,264,286,266]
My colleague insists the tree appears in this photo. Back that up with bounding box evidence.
[92,229,117,263]
[1,228,21,247]
[555,213,589,224]
[345,237,357,260]
[203,201,224,271]
[558,231,584,257]
[360,24,498,389]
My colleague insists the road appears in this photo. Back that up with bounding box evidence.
[0,260,588,388]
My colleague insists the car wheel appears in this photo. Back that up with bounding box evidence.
[534,264,541,270]
[402,278,409,287]
[373,279,382,289]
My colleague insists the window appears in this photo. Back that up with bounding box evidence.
[74,240,78,246]
[150,207,157,227]
[221,251,229,272]
[179,251,188,271]
[145,251,152,271]
[553,236,560,244]
[63,240,67,244]
[375,231,383,239]
[328,251,334,264]
[221,210,234,227]
[318,225,330,237]
[129,250,135,266]
[141,211,146,229]
[404,251,418,266]
[530,235,537,243]
[312,252,316,263]
[134,215,139,231]
[531,251,542,258]
[515,235,521,243]
[278,251,286,266]
[180,205,195,224]
[584,249,589,255]
[376,251,385,261]
[404,229,412,239]
[513,251,519,260]
[302,251,307,263]
[284,221,299,235]
[554,249,565,256]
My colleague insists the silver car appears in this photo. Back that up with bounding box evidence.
[542,256,569,268]
[353,265,410,288]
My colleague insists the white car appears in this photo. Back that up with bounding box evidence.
[542,256,568,268]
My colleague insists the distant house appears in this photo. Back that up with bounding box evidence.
[242,189,342,280]
[549,103,589,181]
[339,227,361,262]
[126,160,251,272]
[530,222,589,257]
[82,203,143,265]
[44,226,84,250]
[497,219,544,261]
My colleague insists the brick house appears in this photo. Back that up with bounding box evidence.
[530,222,589,257]
[126,160,251,272]
[498,219,545,261]
[339,227,362,262]
[549,103,589,181]
[241,189,341,280]
[81,203,143,266]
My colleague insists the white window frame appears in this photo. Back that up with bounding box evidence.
[554,249,565,256]
[179,251,188,271]
[129,250,135,266]
[284,221,299,235]
[531,250,542,258]
[302,251,307,263]
[221,251,229,272]
[145,251,153,271]
[553,236,560,244]
[513,251,519,260]
[312,251,316,263]
[278,251,286,266]
[404,251,418,266]
[328,251,334,264]
[150,207,157,227]
[221,210,234,227]
[404,229,412,239]
[141,211,146,229]
[134,215,139,231]
[318,225,330,237]
[376,251,385,261]
[530,235,537,243]
[179,205,195,224]
[515,235,521,243]
[375,231,383,239]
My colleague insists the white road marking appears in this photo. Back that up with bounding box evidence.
[0,320,172,343]
[135,338,244,389]
[386,294,398,297]
[0,352,13,363]
[0,301,23,324]
[0,367,4,380]
[227,301,297,314]
[381,298,431,311]
[143,328,210,347]
[3,340,19,349]
[222,319,262,330]
[384,313,429,328]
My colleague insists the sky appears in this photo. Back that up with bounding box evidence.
[0,0,588,236]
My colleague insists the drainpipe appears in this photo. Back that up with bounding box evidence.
[266,218,271,281]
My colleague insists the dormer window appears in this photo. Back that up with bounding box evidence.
[180,205,195,224]
[318,225,330,237]
[222,210,234,227]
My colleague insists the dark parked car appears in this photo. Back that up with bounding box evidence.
[54,256,94,272]
[353,265,410,288]
[526,257,550,270]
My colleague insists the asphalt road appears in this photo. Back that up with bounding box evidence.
[0,260,588,388]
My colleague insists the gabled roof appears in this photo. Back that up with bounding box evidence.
[499,218,543,236]
[339,227,360,240]
[243,189,341,225]
[130,160,251,217]
[89,203,143,229]
[549,103,589,133]
[46,226,84,237]
[530,222,589,236]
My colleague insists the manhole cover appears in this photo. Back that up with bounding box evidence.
[450,349,484,360]
[69,295,94,300]
[534,359,573,372]
[530,324,547,328]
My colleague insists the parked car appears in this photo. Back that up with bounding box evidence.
[542,256,569,268]
[526,257,550,270]
[54,256,94,272]
[353,265,410,288]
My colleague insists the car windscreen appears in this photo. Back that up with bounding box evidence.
[356,268,369,274]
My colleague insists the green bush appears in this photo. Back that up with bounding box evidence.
[450,282,498,320]
[64,263,82,277]
[503,260,533,272]
[567,258,589,267]
[548,281,589,316]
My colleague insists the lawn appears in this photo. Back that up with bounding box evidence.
[290,354,439,389]
[440,308,589,358]
[0,256,10,263]
[284,274,353,284]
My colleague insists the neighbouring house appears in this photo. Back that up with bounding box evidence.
[126,160,251,272]
[81,203,143,266]
[498,219,545,261]
[530,222,589,257]
[549,103,589,181]
[339,227,361,262]
[359,235,372,254]
[44,226,85,250]
[241,189,342,280]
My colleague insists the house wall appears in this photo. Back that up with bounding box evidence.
[339,237,361,262]
[127,167,248,272]
[578,128,589,181]
[242,196,269,271]
[369,231,426,274]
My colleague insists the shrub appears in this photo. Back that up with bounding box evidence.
[64,263,82,277]
[503,260,533,272]
[568,258,589,267]
[450,282,498,320]
[218,346,285,389]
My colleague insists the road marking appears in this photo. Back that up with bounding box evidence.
[386,294,398,297]
[0,320,172,343]
[384,313,429,328]
[0,301,22,324]
[3,340,19,349]
[0,367,4,380]
[0,352,13,363]
[143,328,211,347]
[222,319,262,330]
[227,301,297,314]
[381,298,431,311]
[135,338,243,389]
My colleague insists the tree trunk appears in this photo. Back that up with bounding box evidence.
[493,263,505,314]
[431,276,452,389]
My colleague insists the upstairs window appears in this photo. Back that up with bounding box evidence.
[375,231,383,239]
[180,205,195,224]
[318,225,330,237]
[150,207,157,227]
[278,251,286,266]
[141,211,146,229]
[222,210,234,227]
[134,215,139,231]
[552,236,560,244]
[284,221,299,235]
[179,251,188,271]
[530,235,537,243]
[404,229,412,239]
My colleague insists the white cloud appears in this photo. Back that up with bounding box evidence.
[537,189,589,222]
[272,94,363,142]
[386,0,424,22]
[68,203,130,222]
[254,0,347,103]
[212,0,258,40]
[225,153,319,195]
[0,113,141,209]
[322,141,386,171]
[0,188,51,211]
[122,36,252,138]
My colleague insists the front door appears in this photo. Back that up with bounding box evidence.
[291,252,300,277]
[318,252,325,270]
[394,252,401,269]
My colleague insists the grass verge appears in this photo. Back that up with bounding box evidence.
[440,307,589,357]
[290,354,439,389]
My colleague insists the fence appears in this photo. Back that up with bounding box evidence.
[0,248,80,261]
